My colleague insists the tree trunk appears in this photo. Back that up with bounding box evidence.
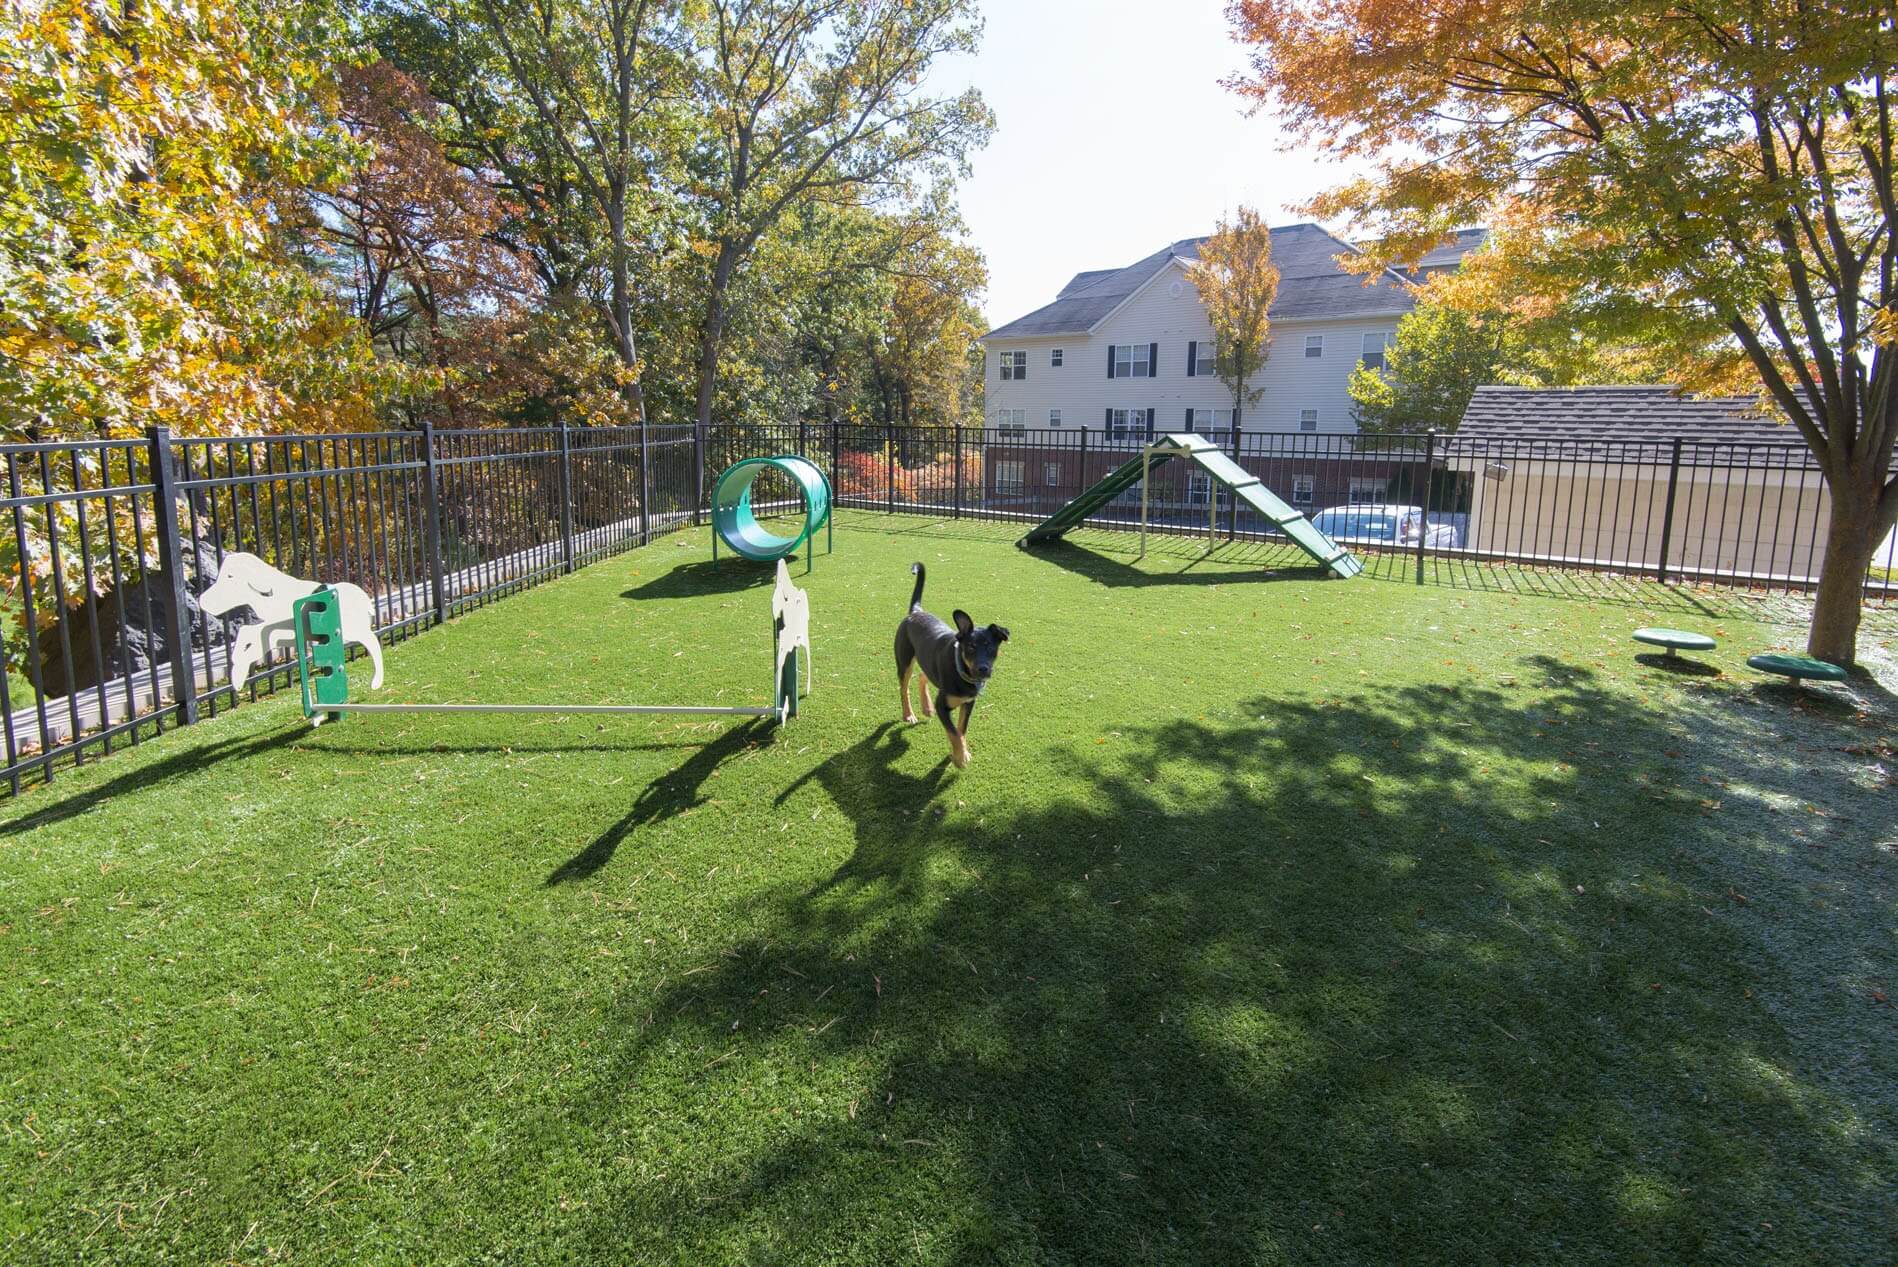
[1807,467,1897,666]
[606,200,645,422]
[692,245,741,515]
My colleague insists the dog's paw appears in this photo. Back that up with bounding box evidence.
[901,711,918,724]
[951,748,970,769]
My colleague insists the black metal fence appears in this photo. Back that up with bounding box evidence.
[1,420,1891,794]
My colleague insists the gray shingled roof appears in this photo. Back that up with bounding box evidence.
[1415,228,1489,271]
[1453,385,1806,463]
[982,223,1417,340]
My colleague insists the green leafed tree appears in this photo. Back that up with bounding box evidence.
[681,0,991,497]
[1348,304,1509,435]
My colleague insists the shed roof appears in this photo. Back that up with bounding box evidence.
[1452,385,1809,464]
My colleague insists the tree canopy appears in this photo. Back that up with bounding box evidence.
[1229,0,1898,664]
[0,0,993,441]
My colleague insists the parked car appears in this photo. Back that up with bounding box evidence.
[1309,503,1458,549]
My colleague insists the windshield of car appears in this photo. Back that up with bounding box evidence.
[1313,512,1399,539]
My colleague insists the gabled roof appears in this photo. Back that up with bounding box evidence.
[982,223,1420,341]
[1455,385,1801,461]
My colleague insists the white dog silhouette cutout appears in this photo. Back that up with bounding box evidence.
[199,552,384,690]
[773,558,810,697]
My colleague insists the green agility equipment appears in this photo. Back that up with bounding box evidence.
[712,455,832,570]
[1745,652,1848,687]
[1632,627,1718,658]
[292,559,811,727]
[1016,433,1363,579]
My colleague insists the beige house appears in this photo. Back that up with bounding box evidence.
[1446,386,1848,586]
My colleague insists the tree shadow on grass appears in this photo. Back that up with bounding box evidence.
[1634,652,1722,676]
[0,723,308,837]
[622,559,780,602]
[544,719,774,885]
[523,663,1896,1264]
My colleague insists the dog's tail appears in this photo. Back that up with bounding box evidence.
[908,562,926,612]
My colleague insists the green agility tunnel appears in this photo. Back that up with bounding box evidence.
[712,454,833,568]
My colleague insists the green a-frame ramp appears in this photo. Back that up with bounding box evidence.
[1016,432,1364,579]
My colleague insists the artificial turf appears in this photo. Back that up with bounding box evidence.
[1,514,1894,1265]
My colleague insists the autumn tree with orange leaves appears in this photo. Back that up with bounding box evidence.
[1228,0,1898,667]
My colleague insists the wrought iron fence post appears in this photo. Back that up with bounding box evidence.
[1657,436,1683,582]
[887,425,895,513]
[693,420,705,527]
[1228,423,1242,539]
[830,422,841,500]
[1416,431,1435,585]
[638,420,652,546]
[146,426,199,726]
[1079,426,1088,509]
[556,420,576,574]
[418,422,448,626]
[798,417,809,461]
[953,428,963,519]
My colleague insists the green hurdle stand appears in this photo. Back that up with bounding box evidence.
[292,562,810,729]
[293,587,351,725]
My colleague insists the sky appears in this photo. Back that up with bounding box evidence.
[930,0,1369,331]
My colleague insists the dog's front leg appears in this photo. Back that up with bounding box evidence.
[957,701,974,757]
[935,694,969,768]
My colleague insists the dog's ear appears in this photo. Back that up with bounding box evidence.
[988,623,1009,643]
[952,609,974,637]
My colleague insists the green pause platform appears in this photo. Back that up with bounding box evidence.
[713,455,832,569]
[1016,433,1362,578]
[1747,653,1849,686]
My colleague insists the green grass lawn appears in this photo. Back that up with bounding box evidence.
[2,514,1894,1265]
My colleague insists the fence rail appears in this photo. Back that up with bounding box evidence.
[1,420,1891,794]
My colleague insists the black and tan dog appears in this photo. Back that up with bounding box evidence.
[895,563,1009,768]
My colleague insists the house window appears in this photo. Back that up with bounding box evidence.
[1106,408,1148,440]
[1185,408,1234,442]
[999,350,1027,380]
[995,408,1026,436]
[1305,335,1324,359]
[1044,461,1060,487]
[994,460,1025,494]
[1299,409,1319,432]
[1348,476,1384,505]
[1111,344,1152,378]
[1187,473,1213,506]
[1291,474,1315,506]
[1361,333,1387,372]
[1192,341,1219,376]
[1049,408,1062,427]
[1051,348,1063,367]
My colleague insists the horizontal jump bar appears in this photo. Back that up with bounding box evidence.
[325,703,776,717]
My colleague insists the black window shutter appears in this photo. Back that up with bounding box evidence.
[1107,345,1115,378]
[1019,354,1027,381]
[1148,342,1158,378]
[1185,407,1195,431]
[1187,341,1197,376]
[1104,407,1113,428]
[1146,408,1155,438]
